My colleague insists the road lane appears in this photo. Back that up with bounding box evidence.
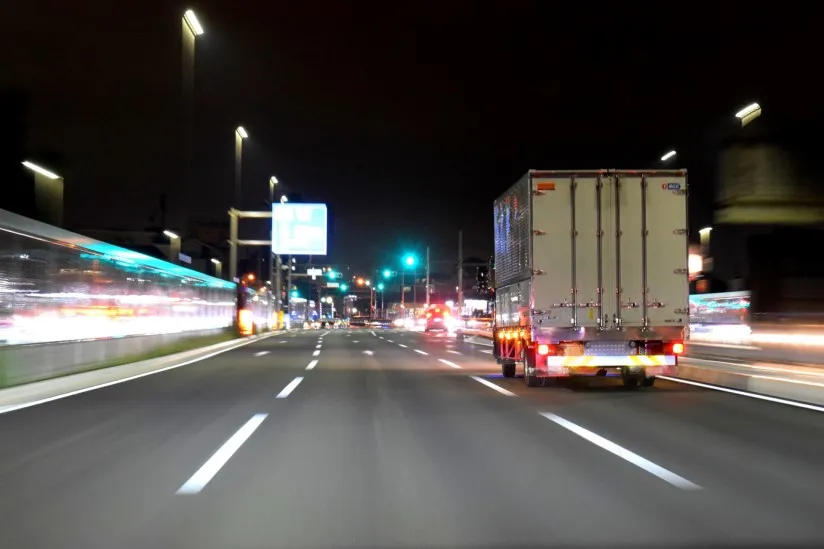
[3,328,824,547]
[0,331,323,548]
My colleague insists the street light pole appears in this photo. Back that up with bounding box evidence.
[181,10,203,231]
[425,246,431,307]
[234,126,248,208]
[163,230,181,264]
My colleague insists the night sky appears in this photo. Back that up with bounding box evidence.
[2,2,818,271]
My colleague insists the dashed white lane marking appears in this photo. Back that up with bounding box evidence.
[254,351,269,357]
[480,350,493,354]
[363,350,374,356]
[371,331,377,336]
[398,344,408,348]
[470,376,516,396]
[447,350,461,355]
[276,377,304,399]
[539,412,701,491]
[306,360,318,370]
[439,359,462,369]
[387,339,394,343]
[278,340,287,344]
[312,350,320,357]
[379,336,385,340]
[658,376,824,413]
[176,413,268,495]
[353,340,360,343]
[414,349,428,356]
[315,344,322,349]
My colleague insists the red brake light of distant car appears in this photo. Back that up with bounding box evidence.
[672,342,684,355]
[426,312,432,318]
[537,344,550,355]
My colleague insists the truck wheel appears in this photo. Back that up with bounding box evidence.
[641,376,656,387]
[622,376,640,390]
[522,348,540,387]
[502,362,516,378]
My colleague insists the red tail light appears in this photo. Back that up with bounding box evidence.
[537,344,550,356]
[672,342,684,355]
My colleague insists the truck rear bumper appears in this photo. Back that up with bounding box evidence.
[537,355,677,378]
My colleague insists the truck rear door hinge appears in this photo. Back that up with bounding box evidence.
[532,229,547,236]
[673,229,688,235]
[646,300,666,308]
[673,268,689,275]
[674,308,689,314]
[532,269,546,275]
[532,190,545,196]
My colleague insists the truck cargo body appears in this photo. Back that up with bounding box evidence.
[493,170,689,388]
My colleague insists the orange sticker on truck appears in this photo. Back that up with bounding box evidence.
[536,182,556,191]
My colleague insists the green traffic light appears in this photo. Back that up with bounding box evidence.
[327,270,337,279]
[382,269,391,278]
[377,283,385,291]
[340,284,349,292]
[403,254,416,267]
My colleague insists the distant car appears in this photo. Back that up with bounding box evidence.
[424,308,449,332]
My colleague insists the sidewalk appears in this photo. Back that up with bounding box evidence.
[0,333,271,415]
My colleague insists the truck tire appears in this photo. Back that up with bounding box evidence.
[502,362,516,378]
[641,376,656,387]
[622,376,640,390]
[522,348,540,387]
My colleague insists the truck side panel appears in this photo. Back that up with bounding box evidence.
[493,175,532,288]
[494,279,532,329]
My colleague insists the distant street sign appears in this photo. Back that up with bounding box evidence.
[327,282,340,288]
[307,268,323,276]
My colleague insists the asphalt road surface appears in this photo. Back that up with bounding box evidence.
[2,328,824,548]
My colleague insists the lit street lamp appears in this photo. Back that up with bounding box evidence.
[660,150,677,162]
[735,102,761,127]
[22,161,64,227]
[211,258,223,278]
[163,230,181,264]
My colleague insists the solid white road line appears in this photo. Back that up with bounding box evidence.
[439,359,462,369]
[276,377,304,399]
[470,376,516,396]
[253,351,270,357]
[414,349,428,355]
[0,336,272,416]
[539,412,701,490]
[398,344,408,348]
[658,375,824,413]
[312,350,320,357]
[306,360,318,370]
[447,350,461,355]
[176,413,268,495]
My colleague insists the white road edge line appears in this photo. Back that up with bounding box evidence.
[414,349,428,355]
[470,376,516,396]
[306,360,318,370]
[276,376,304,399]
[658,375,824,413]
[439,359,462,369]
[0,335,272,416]
[176,413,268,495]
[312,350,320,357]
[540,412,701,490]
[253,351,269,357]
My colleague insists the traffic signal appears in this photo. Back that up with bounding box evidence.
[327,270,338,279]
[340,283,349,292]
[377,283,385,291]
[403,254,416,267]
[382,269,392,278]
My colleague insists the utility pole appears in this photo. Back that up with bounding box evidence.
[457,230,463,315]
[425,246,431,307]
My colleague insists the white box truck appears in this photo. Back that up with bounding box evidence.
[493,170,689,388]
